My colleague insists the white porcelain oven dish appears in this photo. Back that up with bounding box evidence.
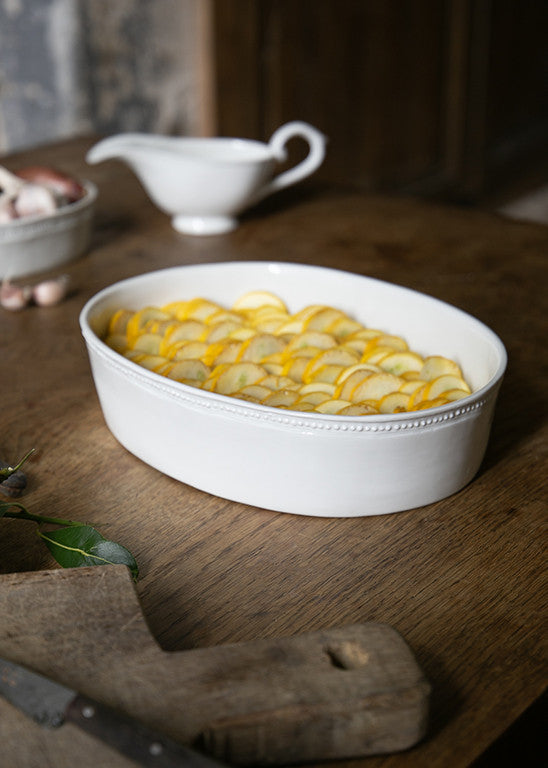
[80,262,507,517]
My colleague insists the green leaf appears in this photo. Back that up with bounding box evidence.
[38,525,139,581]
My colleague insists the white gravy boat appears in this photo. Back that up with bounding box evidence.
[86,121,326,235]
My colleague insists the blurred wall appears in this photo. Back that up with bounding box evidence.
[0,0,205,154]
[1,0,546,205]
[212,0,548,203]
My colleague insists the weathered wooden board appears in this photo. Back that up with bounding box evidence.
[0,566,429,767]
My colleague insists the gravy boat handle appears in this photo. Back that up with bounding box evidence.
[256,122,327,201]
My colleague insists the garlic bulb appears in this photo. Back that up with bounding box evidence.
[13,183,58,218]
[0,193,17,223]
[0,163,85,225]
[15,165,85,203]
[0,166,25,198]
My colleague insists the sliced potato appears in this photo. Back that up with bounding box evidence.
[202,342,234,366]
[262,390,300,408]
[401,370,423,381]
[107,308,133,335]
[413,397,450,410]
[291,304,326,323]
[130,354,168,371]
[342,337,369,355]
[166,360,210,382]
[328,316,363,338]
[420,355,463,381]
[282,357,310,382]
[199,362,229,389]
[337,403,378,416]
[161,320,207,348]
[298,382,337,396]
[305,307,346,331]
[315,399,353,414]
[408,383,428,408]
[336,370,376,401]
[206,309,244,325]
[441,388,470,402]
[289,401,317,412]
[153,361,176,375]
[182,298,222,321]
[132,333,163,354]
[379,351,424,376]
[303,347,359,382]
[215,362,267,394]
[231,290,287,312]
[350,373,403,401]
[160,299,190,317]
[361,344,399,364]
[296,390,333,405]
[424,374,471,400]
[162,298,220,321]
[254,314,289,333]
[237,384,273,400]
[126,307,171,343]
[378,392,411,414]
[372,334,409,351]
[211,340,243,364]
[261,352,285,375]
[273,318,306,335]
[239,333,287,362]
[248,304,287,320]
[258,374,299,391]
[286,345,324,360]
[347,328,384,341]
[284,331,337,355]
[104,334,128,354]
[206,320,245,342]
[170,341,209,360]
[336,363,381,384]
[309,364,345,384]
[399,378,426,394]
[228,326,257,341]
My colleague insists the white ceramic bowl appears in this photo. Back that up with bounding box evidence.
[80,262,507,517]
[0,181,97,279]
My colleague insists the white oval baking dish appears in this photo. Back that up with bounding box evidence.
[80,262,507,517]
[0,181,97,279]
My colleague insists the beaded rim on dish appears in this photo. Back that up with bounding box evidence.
[90,335,493,433]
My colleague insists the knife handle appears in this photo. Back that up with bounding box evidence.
[65,694,226,768]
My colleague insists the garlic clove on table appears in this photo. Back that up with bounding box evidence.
[0,279,33,311]
[32,274,70,307]
[1,274,71,311]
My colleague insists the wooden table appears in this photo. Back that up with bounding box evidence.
[1,137,546,767]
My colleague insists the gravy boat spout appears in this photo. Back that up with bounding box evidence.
[86,122,326,235]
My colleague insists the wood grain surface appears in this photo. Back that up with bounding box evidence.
[0,137,546,767]
[0,566,430,766]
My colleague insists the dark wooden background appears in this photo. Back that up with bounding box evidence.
[211,0,548,205]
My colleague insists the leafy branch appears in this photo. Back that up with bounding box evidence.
[1,451,139,581]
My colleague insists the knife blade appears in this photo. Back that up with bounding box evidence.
[0,656,227,767]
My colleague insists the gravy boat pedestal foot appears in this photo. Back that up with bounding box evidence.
[172,214,238,236]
